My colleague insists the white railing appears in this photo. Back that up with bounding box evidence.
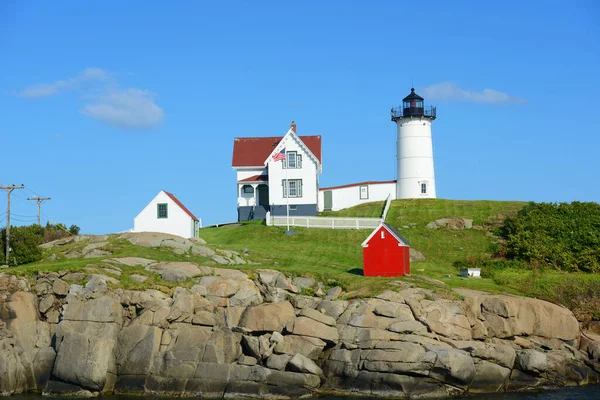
[266,212,381,230]
[265,196,393,230]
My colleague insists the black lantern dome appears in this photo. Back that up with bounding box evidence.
[391,88,436,121]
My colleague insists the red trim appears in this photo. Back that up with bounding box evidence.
[319,180,396,191]
[239,174,268,183]
[164,191,199,221]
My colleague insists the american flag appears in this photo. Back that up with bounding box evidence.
[272,148,286,162]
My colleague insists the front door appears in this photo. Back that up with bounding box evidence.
[257,185,269,207]
[324,190,333,211]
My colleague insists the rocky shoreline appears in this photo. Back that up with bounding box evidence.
[1,254,600,398]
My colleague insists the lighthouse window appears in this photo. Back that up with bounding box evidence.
[421,183,427,194]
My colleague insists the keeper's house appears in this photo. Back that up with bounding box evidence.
[232,122,322,222]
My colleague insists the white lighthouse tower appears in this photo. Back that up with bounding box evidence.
[391,88,437,199]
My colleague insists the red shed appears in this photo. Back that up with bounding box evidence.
[361,223,410,277]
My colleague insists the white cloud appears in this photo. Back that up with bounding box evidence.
[17,68,164,130]
[81,88,164,130]
[18,68,110,98]
[419,82,526,104]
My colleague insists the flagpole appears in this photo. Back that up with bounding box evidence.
[286,154,290,232]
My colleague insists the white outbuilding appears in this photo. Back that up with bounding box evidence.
[133,190,200,238]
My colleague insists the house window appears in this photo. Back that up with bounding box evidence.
[359,185,369,200]
[243,185,254,194]
[283,179,303,198]
[157,203,168,219]
[421,183,427,194]
[287,151,297,168]
[289,205,297,211]
[284,152,302,169]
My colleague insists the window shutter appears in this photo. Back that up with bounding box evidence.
[282,180,287,198]
[297,155,302,168]
[299,180,303,197]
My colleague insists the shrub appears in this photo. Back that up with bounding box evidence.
[498,201,600,273]
[0,225,43,265]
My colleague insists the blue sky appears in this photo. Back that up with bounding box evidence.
[1,1,599,233]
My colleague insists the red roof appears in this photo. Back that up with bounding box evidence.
[164,191,199,221]
[239,174,269,183]
[320,180,396,191]
[232,136,322,167]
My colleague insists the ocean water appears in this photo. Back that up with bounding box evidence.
[7,385,600,400]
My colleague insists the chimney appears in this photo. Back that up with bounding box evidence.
[290,121,296,133]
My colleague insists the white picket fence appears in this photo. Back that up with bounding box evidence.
[267,215,382,230]
[266,195,392,230]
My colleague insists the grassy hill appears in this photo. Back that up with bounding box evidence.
[201,199,600,322]
[200,199,527,296]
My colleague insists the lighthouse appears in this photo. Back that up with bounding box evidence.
[391,88,437,199]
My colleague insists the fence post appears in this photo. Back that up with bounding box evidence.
[332,219,335,229]
[307,218,309,228]
[356,219,359,230]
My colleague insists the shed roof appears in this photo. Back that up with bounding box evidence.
[164,191,199,221]
[232,135,322,167]
[361,223,410,247]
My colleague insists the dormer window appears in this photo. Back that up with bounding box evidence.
[285,152,302,169]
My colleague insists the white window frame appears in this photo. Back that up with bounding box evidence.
[282,179,303,198]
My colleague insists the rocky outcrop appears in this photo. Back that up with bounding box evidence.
[1,270,599,398]
[426,218,473,230]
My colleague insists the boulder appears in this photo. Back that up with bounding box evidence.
[318,300,349,319]
[241,335,272,360]
[287,353,324,376]
[62,294,123,324]
[469,360,511,393]
[257,269,299,293]
[266,354,292,371]
[326,286,342,300]
[52,279,70,296]
[427,346,476,386]
[293,277,316,290]
[107,257,156,267]
[426,218,473,230]
[420,301,472,340]
[116,325,161,375]
[298,307,336,326]
[388,320,428,334]
[273,335,327,360]
[285,317,339,343]
[147,262,203,281]
[53,331,117,391]
[239,302,295,333]
[373,302,414,320]
[516,349,548,374]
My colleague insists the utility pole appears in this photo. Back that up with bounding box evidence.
[27,196,51,226]
[1,185,25,266]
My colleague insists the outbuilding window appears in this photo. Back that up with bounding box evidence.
[157,203,168,219]
[421,183,427,194]
[242,185,254,194]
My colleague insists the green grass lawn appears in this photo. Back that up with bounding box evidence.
[199,199,529,297]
